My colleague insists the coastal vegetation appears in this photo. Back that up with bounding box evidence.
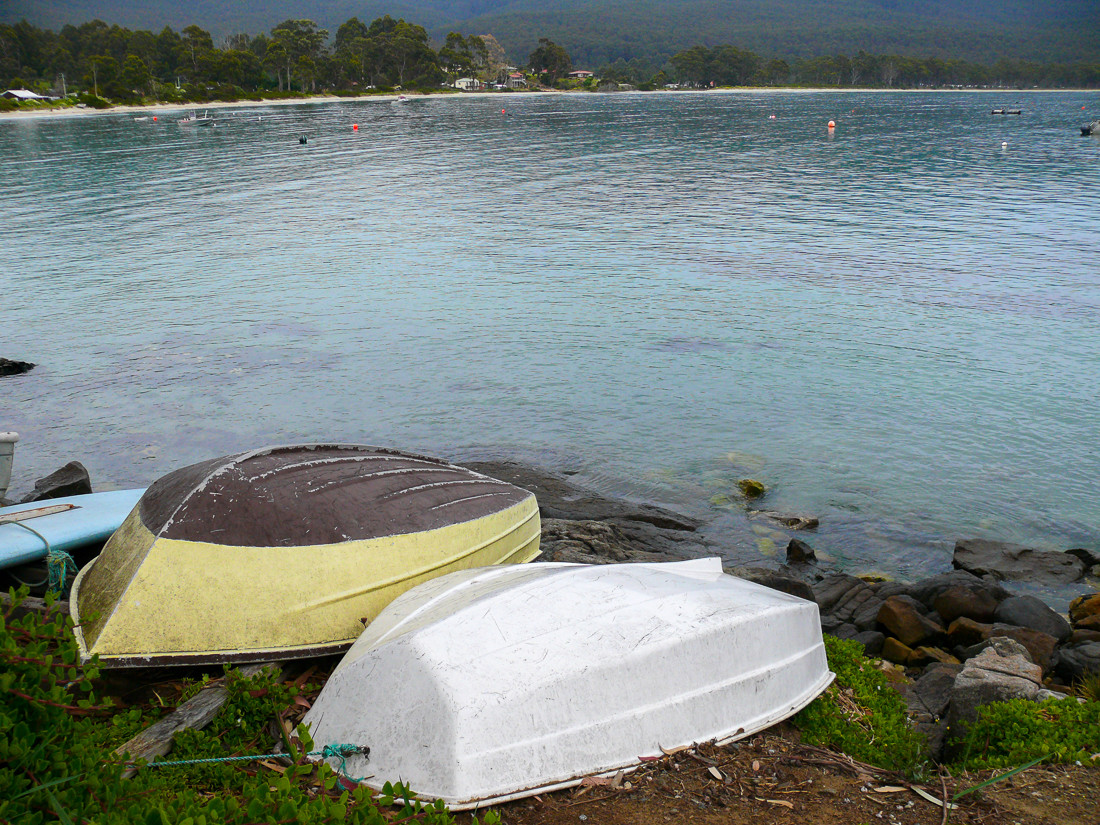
[1,15,1098,111]
[4,585,1096,825]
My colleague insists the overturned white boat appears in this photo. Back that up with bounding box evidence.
[302,557,833,810]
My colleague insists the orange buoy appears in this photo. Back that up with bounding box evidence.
[828,120,835,128]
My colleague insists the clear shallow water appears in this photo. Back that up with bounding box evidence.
[2,91,1098,592]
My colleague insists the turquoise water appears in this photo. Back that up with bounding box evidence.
[2,90,1098,586]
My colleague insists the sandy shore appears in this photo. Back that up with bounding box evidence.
[0,90,559,119]
[2,85,1074,120]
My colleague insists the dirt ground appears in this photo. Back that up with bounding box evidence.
[453,728,1100,825]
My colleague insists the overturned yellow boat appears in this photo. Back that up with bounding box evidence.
[70,444,540,667]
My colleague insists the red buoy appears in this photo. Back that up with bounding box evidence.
[353,124,358,131]
[828,120,835,128]
[152,116,157,121]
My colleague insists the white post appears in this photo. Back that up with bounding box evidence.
[0,432,19,500]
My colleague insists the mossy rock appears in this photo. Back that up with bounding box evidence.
[737,478,766,498]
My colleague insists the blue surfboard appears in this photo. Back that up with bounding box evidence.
[0,489,145,570]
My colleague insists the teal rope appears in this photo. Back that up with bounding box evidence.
[7,521,77,594]
[142,744,370,780]
[47,548,78,594]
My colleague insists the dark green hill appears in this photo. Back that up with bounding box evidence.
[5,0,1099,65]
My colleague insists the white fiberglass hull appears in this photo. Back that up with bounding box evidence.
[302,558,833,810]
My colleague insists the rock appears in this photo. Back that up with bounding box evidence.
[813,575,882,630]
[0,358,35,376]
[878,596,945,647]
[958,637,1031,663]
[909,570,1009,611]
[1053,641,1100,683]
[1068,629,1100,645]
[987,624,1058,673]
[1069,593,1100,627]
[466,461,701,531]
[875,582,916,600]
[993,595,1071,642]
[908,646,960,668]
[1066,548,1100,568]
[819,614,846,634]
[737,478,766,498]
[947,617,993,649]
[827,623,861,641]
[933,586,999,625]
[909,663,964,718]
[538,519,681,565]
[881,637,914,665]
[907,663,963,760]
[1077,614,1100,632]
[852,630,885,656]
[754,510,819,530]
[785,538,816,564]
[953,538,1085,584]
[725,566,815,602]
[19,461,92,503]
[946,645,1043,736]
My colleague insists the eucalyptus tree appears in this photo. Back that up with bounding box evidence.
[270,19,328,91]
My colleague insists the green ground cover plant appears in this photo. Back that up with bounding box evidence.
[950,697,1100,770]
[793,635,928,776]
[1,586,492,824]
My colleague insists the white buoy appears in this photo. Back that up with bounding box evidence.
[1001,141,1008,148]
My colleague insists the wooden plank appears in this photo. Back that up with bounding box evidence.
[0,503,77,525]
[0,591,69,619]
[115,661,282,777]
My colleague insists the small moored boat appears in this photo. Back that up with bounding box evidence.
[70,444,540,667]
[1082,120,1099,136]
[991,108,1022,115]
[302,557,833,810]
[179,110,214,126]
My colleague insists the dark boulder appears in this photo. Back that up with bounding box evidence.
[933,585,999,624]
[1053,641,1100,683]
[19,461,92,502]
[909,570,1009,611]
[993,595,1071,642]
[785,538,816,564]
[852,630,885,656]
[726,566,815,602]
[0,358,35,376]
[953,538,1085,584]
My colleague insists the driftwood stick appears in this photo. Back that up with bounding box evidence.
[114,662,281,777]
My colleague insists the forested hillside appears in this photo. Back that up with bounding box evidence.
[6,0,1099,67]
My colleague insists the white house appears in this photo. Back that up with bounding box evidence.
[2,89,47,101]
[567,70,594,79]
[454,77,480,91]
[506,72,526,89]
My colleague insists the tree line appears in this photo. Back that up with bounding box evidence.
[0,18,517,102]
[2,17,1098,106]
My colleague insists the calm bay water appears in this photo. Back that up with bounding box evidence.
[2,90,1098,591]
